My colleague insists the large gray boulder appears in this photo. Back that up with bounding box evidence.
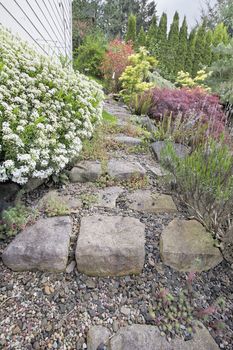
[87,326,111,350]
[160,219,223,272]
[107,159,146,181]
[2,216,72,272]
[69,160,102,183]
[151,141,190,162]
[75,215,145,276]
[126,190,177,214]
[110,324,219,350]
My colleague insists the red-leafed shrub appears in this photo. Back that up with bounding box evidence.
[100,39,134,92]
[147,87,226,138]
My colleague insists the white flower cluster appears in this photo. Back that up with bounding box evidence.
[0,27,104,184]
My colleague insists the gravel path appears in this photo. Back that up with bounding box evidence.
[0,99,232,350]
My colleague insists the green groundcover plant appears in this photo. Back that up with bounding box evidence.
[0,27,104,184]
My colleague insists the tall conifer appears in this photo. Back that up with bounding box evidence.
[126,14,137,46]
[137,26,147,48]
[146,15,157,53]
[203,30,213,66]
[157,12,168,69]
[167,11,180,78]
[185,29,196,75]
[176,16,188,74]
[192,23,206,76]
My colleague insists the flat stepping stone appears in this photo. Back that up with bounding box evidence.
[108,159,146,181]
[147,164,168,177]
[126,190,177,213]
[2,216,72,272]
[96,186,124,208]
[160,219,223,272]
[75,215,145,276]
[109,324,220,350]
[152,141,190,161]
[69,160,102,183]
[39,190,82,212]
[113,134,142,146]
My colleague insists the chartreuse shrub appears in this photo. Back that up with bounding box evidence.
[160,139,233,239]
[0,27,104,184]
[176,69,210,91]
[119,47,157,105]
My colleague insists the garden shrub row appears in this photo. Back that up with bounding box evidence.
[0,27,104,184]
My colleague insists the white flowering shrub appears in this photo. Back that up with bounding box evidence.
[0,27,104,184]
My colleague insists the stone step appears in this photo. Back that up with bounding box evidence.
[125,189,177,214]
[69,159,146,183]
[152,141,190,161]
[112,134,142,146]
[160,219,223,272]
[87,323,220,350]
[75,215,145,277]
[2,216,72,272]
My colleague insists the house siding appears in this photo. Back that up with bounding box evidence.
[0,0,72,60]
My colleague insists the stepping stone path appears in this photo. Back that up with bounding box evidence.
[2,216,72,272]
[75,215,145,276]
[87,323,220,350]
[126,189,177,213]
[152,140,190,161]
[160,219,223,272]
[1,99,223,350]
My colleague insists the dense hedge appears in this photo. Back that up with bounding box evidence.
[0,27,104,184]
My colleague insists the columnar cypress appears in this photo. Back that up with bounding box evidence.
[192,23,206,77]
[167,11,180,78]
[137,26,147,48]
[212,22,230,61]
[126,14,137,46]
[203,30,213,66]
[157,12,168,69]
[176,16,188,74]
[146,15,157,53]
[185,29,196,75]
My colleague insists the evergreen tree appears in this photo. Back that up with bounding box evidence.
[146,15,157,53]
[126,14,137,45]
[137,26,147,48]
[203,30,213,66]
[212,22,230,61]
[185,29,196,75]
[167,11,180,78]
[176,16,188,74]
[157,13,168,69]
[192,23,206,77]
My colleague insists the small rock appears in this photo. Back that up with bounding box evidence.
[120,306,131,316]
[69,160,102,183]
[66,260,76,274]
[44,285,51,295]
[113,134,142,146]
[12,326,21,335]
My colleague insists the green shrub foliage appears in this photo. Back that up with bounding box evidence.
[161,139,233,238]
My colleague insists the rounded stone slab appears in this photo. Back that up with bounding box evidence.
[107,159,146,181]
[2,216,72,272]
[126,190,177,213]
[75,215,145,277]
[69,160,102,183]
[113,134,142,146]
[110,324,220,350]
[160,219,223,272]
